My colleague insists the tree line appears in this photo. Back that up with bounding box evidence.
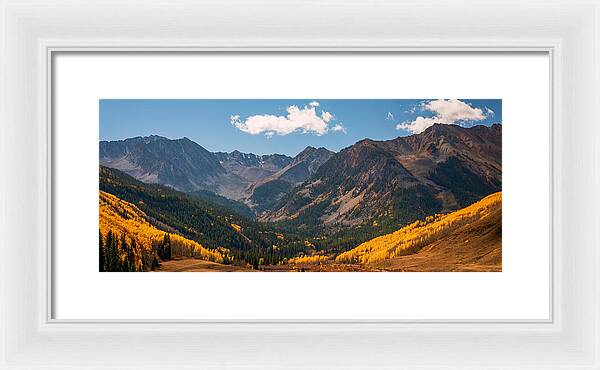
[99,229,174,272]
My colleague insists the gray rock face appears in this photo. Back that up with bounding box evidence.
[213,151,293,183]
[99,136,334,213]
[261,124,502,230]
[100,136,225,192]
[100,124,501,228]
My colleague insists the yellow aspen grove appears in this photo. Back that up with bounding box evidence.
[99,191,225,263]
[336,192,502,265]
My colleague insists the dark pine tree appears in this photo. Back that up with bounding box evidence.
[164,234,172,260]
[119,233,128,272]
[127,238,136,272]
[105,230,118,272]
[151,245,160,271]
[99,229,106,272]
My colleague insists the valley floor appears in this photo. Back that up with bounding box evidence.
[157,258,500,272]
[262,261,383,272]
[157,257,253,272]
[156,258,381,272]
[156,201,501,272]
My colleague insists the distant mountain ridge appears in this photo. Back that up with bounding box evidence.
[246,146,334,212]
[271,146,335,186]
[213,151,293,183]
[100,124,501,229]
[262,124,502,232]
[99,136,334,211]
[100,135,225,192]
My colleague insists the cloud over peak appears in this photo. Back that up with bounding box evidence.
[230,102,344,137]
[330,123,347,133]
[396,99,489,134]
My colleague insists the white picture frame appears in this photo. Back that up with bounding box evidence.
[1,0,598,369]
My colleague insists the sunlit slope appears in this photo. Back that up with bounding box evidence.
[100,165,291,252]
[99,191,224,262]
[336,192,501,270]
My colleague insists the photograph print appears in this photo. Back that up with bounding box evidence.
[99,99,502,272]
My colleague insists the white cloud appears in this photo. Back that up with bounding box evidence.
[386,112,394,121]
[396,99,489,134]
[231,102,341,137]
[426,99,486,122]
[486,107,495,116]
[396,116,440,134]
[331,123,347,134]
[321,111,334,123]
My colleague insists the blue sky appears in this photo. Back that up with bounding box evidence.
[100,99,502,156]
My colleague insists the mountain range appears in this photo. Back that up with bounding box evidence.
[100,124,501,233]
[264,124,501,231]
[100,135,225,192]
[100,136,334,212]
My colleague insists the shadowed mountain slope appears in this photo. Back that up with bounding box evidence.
[263,124,501,232]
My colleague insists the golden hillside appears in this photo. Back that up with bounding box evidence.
[99,191,224,263]
[336,192,502,266]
